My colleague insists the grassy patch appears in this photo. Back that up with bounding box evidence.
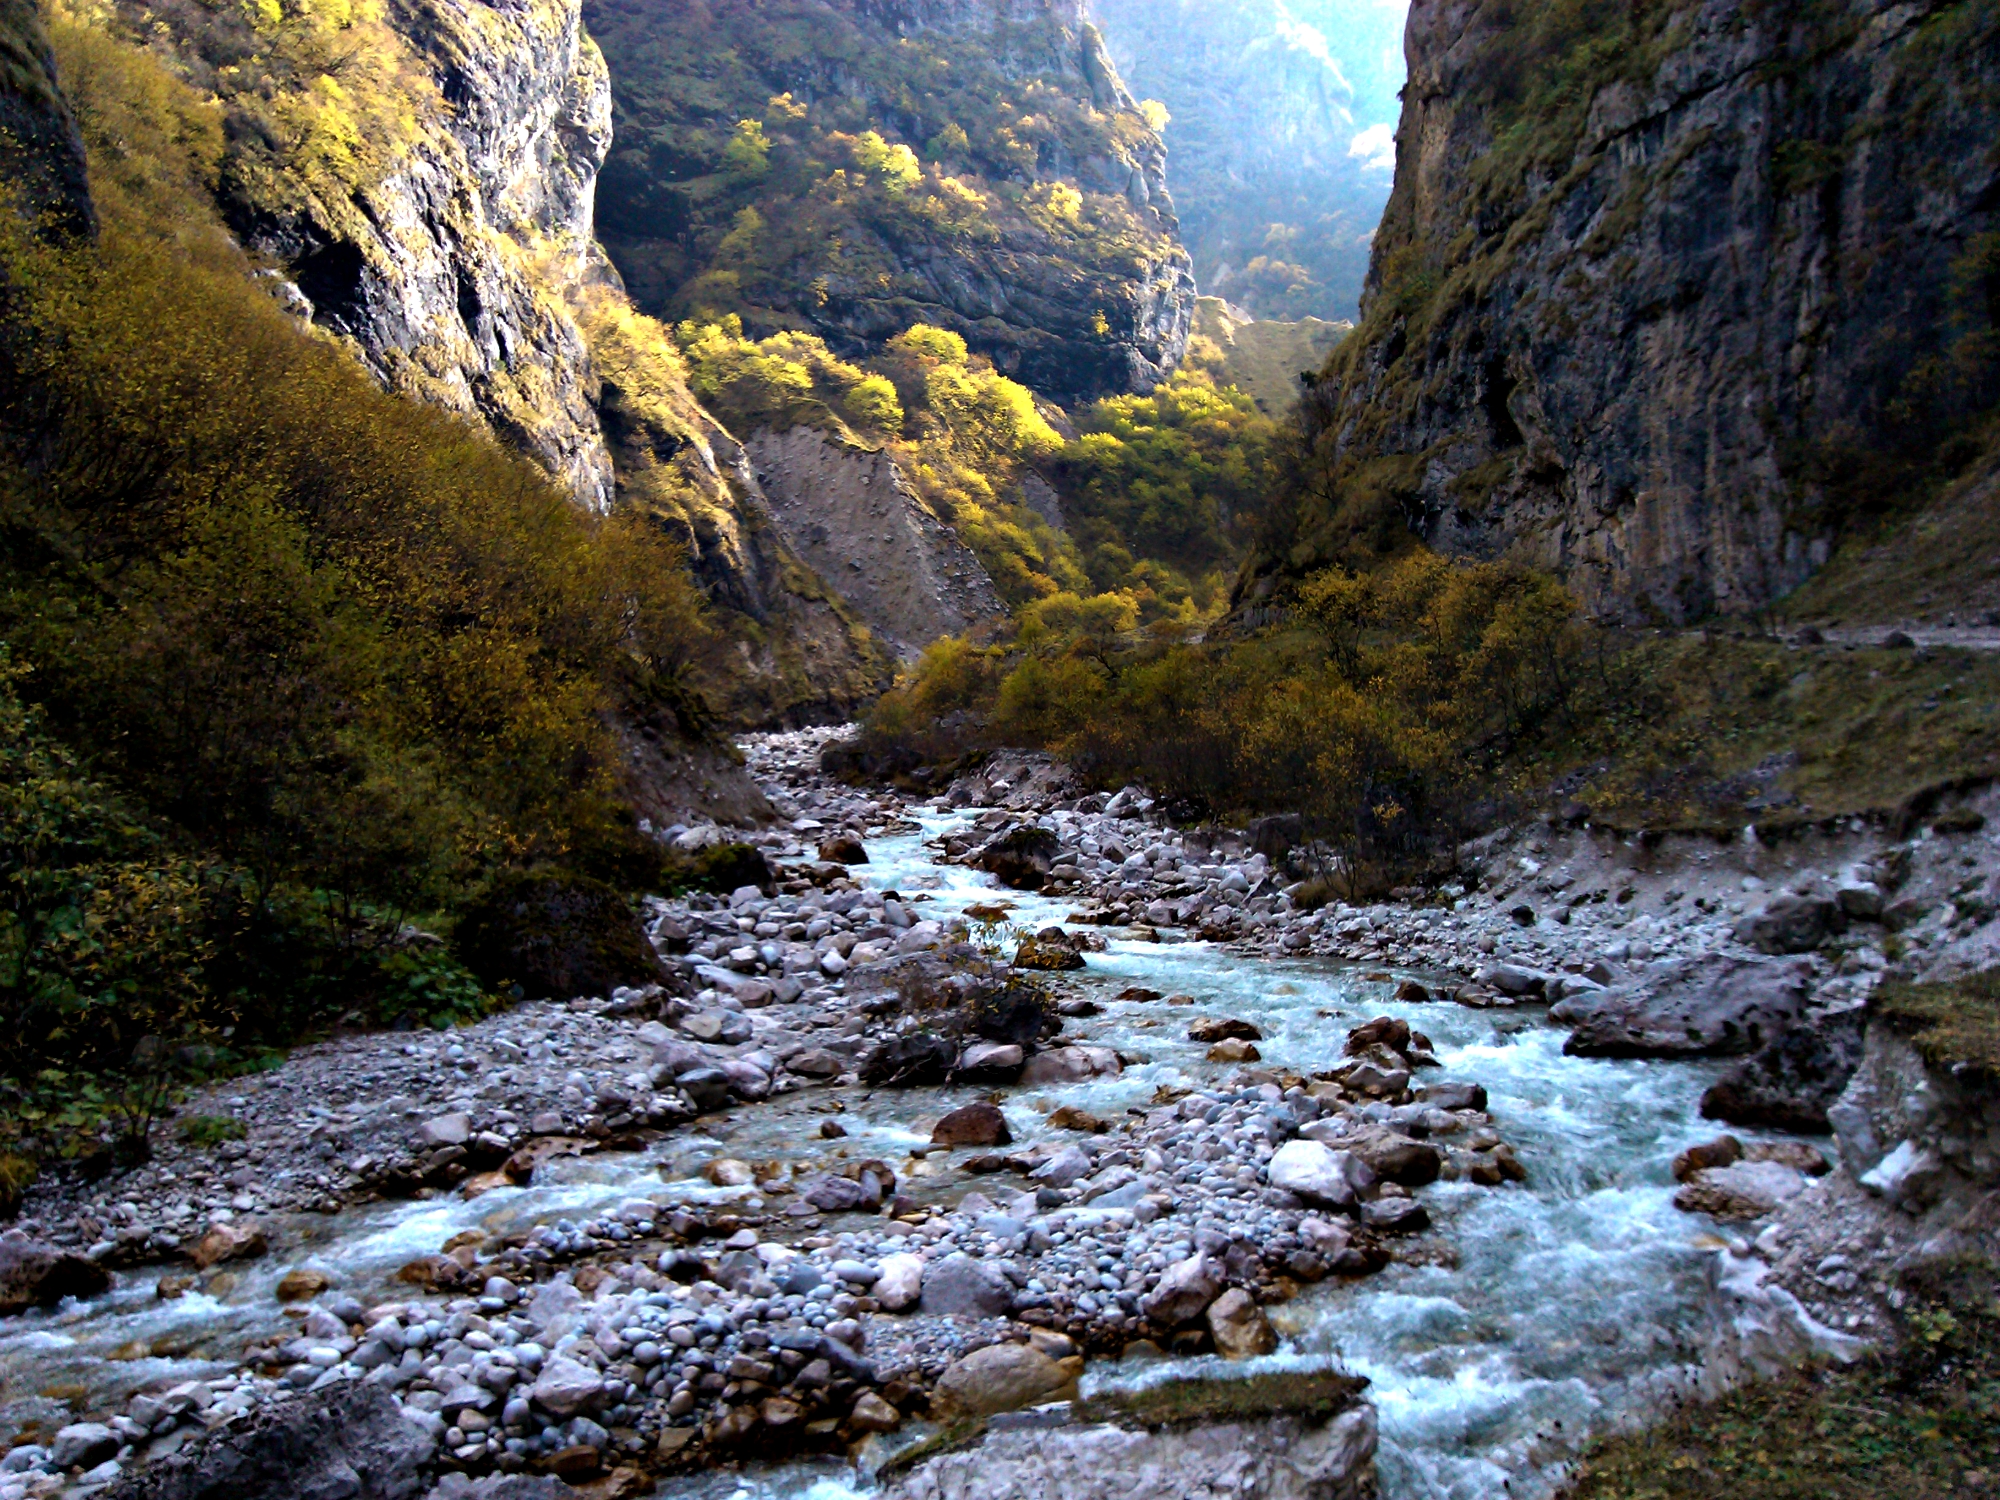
[1873,968,2000,1080]
[176,1113,246,1147]
[1563,1259,2000,1500]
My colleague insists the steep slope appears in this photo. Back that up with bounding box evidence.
[1090,0,1406,322]
[1194,296,1348,415]
[585,0,1197,404]
[1246,0,2000,623]
[80,0,885,725]
[0,0,92,235]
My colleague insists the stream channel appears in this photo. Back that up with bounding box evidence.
[1,806,1758,1500]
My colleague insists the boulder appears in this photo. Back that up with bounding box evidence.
[454,870,663,1003]
[1189,1018,1262,1043]
[1734,896,1847,955]
[52,1423,119,1470]
[0,1234,111,1315]
[874,1253,924,1312]
[1207,1038,1261,1062]
[531,1356,605,1417]
[1028,1146,1093,1188]
[189,1220,267,1270]
[972,825,1062,891]
[932,1102,1012,1147]
[1020,1047,1120,1086]
[1673,1160,1806,1220]
[1140,1253,1223,1325]
[1014,929,1086,971]
[798,1174,877,1213]
[920,1254,1013,1318]
[1700,1009,1867,1133]
[1360,1197,1431,1233]
[818,835,868,865]
[955,1041,1025,1081]
[1267,1140,1374,1209]
[847,1391,903,1433]
[701,1158,754,1187]
[98,1383,432,1500]
[1047,1104,1108,1133]
[1249,814,1304,860]
[1672,1136,1743,1182]
[415,1114,472,1149]
[1559,956,1809,1058]
[932,1341,1076,1417]
[1340,1126,1442,1187]
[860,1032,958,1087]
[1416,1082,1487,1113]
[1205,1288,1278,1359]
[1343,1017,1409,1055]
[675,1069,735,1113]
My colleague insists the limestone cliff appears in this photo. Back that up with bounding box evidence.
[1251,0,2000,623]
[1090,0,1405,322]
[0,0,91,235]
[587,0,1196,404]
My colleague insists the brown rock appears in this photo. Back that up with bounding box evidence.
[1394,980,1433,1003]
[932,1102,1012,1148]
[703,1158,755,1186]
[189,1220,267,1270]
[1206,1287,1278,1359]
[1189,1017,1263,1043]
[1047,1105,1108,1133]
[275,1269,331,1302]
[932,1341,1077,1417]
[819,836,869,865]
[1345,1016,1412,1056]
[1207,1038,1262,1062]
[460,1170,514,1200]
[1746,1140,1830,1175]
[155,1274,195,1300]
[0,1236,111,1314]
[847,1390,902,1433]
[547,1443,603,1478]
[1672,1135,1744,1183]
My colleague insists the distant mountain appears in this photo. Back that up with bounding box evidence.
[1091,0,1407,321]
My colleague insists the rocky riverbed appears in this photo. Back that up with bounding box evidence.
[3,730,1998,1500]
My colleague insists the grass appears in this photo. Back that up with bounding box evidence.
[1192,299,1349,417]
[1524,632,2000,830]
[1563,1259,2000,1500]
[1872,968,2000,1080]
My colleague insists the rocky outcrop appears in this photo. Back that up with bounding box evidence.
[745,426,1006,659]
[1251,0,2000,621]
[1091,0,1404,321]
[590,0,1196,404]
[1555,955,1810,1058]
[0,0,93,237]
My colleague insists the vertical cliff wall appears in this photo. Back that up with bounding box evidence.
[1253,0,2000,622]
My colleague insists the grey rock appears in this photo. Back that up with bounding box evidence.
[0,1233,111,1315]
[1701,1009,1867,1133]
[675,1068,735,1113]
[1561,956,1809,1058]
[1268,1140,1374,1209]
[920,1254,1013,1318]
[1734,897,1846,955]
[101,1383,432,1500]
[52,1423,119,1471]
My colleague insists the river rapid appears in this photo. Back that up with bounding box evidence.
[2,795,1764,1500]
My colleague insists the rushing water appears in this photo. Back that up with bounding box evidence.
[2,806,1752,1499]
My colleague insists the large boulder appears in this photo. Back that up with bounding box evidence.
[455,870,663,1002]
[1558,956,1810,1058]
[1700,1009,1868,1133]
[1267,1141,1374,1209]
[931,1341,1076,1417]
[933,1102,1012,1147]
[920,1254,1014,1317]
[860,1032,959,1087]
[1734,895,1847,955]
[0,1233,110,1315]
[1673,1160,1807,1220]
[973,825,1062,892]
[101,1383,432,1500]
[1141,1253,1223,1325]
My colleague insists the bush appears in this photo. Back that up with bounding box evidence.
[453,870,664,1003]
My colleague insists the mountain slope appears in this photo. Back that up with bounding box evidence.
[0,0,92,235]
[1245,0,2000,623]
[585,0,1197,405]
[1090,0,1406,322]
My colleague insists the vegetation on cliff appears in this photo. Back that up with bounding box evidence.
[585,0,1192,403]
[0,21,716,1174]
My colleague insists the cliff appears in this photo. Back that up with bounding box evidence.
[1250,0,2000,623]
[0,0,91,235]
[586,0,1197,404]
[1090,0,1404,322]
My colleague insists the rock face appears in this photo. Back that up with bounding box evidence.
[1091,0,1405,322]
[1557,956,1809,1058]
[1251,0,2000,621]
[0,0,94,237]
[1701,1008,1869,1133]
[745,427,1005,659]
[101,1383,433,1500]
[882,1405,1377,1500]
[589,0,1196,403]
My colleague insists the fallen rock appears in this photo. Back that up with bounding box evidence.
[1014,930,1085,971]
[0,1234,111,1315]
[1140,1253,1223,1324]
[874,1253,924,1312]
[1700,1009,1867,1133]
[1020,1047,1120,1086]
[99,1383,432,1500]
[955,1041,1026,1081]
[860,1033,958,1087]
[932,1102,1012,1147]
[818,836,868,865]
[532,1355,606,1417]
[1559,956,1809,1058]
[973,825,1061,891]
[920,1254,1013,1318]
[1268,1140,1374,1209]
[1190,1018,1263,1043]
[1205,1287,1278,1359]
[932,1341,1076,1417]
[189,1220,267,1270]
[1673,1160,1806,1220]
[1734,895,1846,955]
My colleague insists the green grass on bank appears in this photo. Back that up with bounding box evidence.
[1563,1259,2000,1500]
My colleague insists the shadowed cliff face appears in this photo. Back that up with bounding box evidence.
[0,0,92,236]
[587,0,1196,405]
[1256,0,2000,623]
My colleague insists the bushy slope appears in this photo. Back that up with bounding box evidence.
[586,0,1196,405]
